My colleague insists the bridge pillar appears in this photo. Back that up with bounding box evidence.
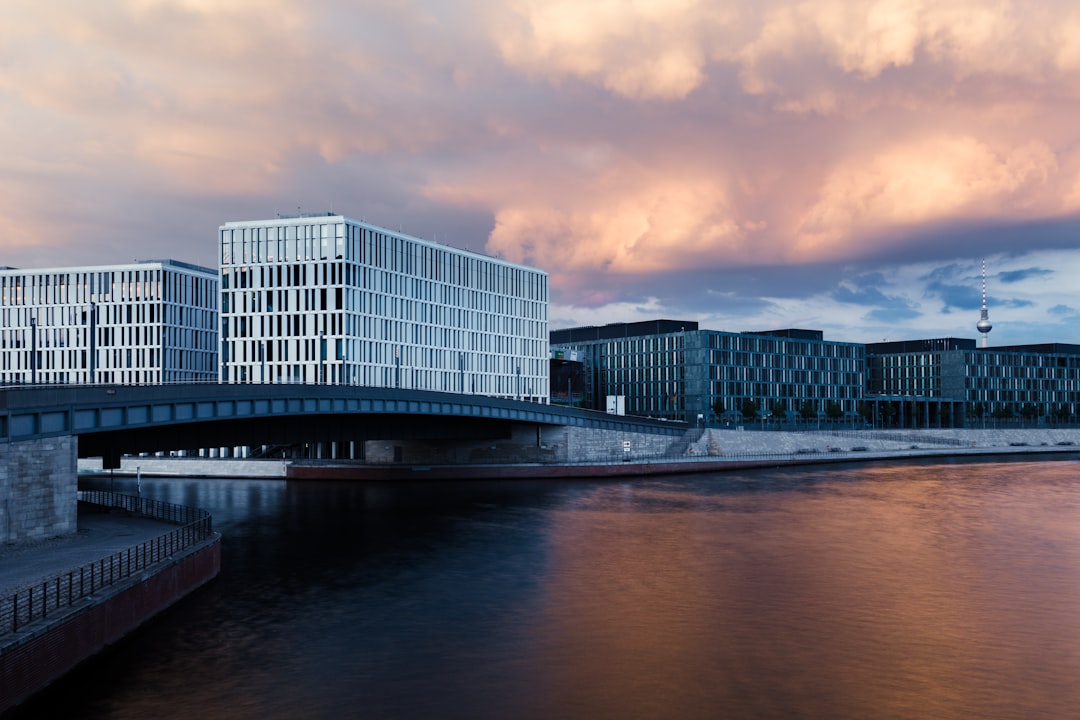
[0,435,78,544]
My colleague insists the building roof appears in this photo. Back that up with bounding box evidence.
[984,343,1080,356]
[866,338,977,354]
[743,328,824,341]
[0,259,216,277]
[551,320,698,344]
[221,214,547,276]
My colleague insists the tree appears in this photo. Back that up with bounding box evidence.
[710,398,725,421]
[857,401,874,426]
[740,398,759,421]
[1019,404,1039,425]
[825,401,844,421]
[991,406,1014,420]
[799,400,816,421]
[880,402,896,427]
[770,400,786,424]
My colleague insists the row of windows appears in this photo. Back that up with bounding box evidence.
[708,333,864,359]
[223,355,547,393]
[967,377,1080,392]
[223,337,546,378]
[0,345,214,372]
[710,352,861,372]
[713,366,863,387]
[221,220,548,301]
[223,264,545,321]
[966,365,1080,379]
[239,340,543,374]
[222,291,544,340]
[970,389,1080,404]
[0,267,215,308]
[710,382,859,401]
[570,334,863,370]
[0,366,212,385]
[1,300,215,329]
[965,352,1080,369]
[0,322,215,352]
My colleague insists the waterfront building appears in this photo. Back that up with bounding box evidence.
[218,213,549,402]
[867,339,1080,424]
[550,322,866,424]
[0,260,218,385]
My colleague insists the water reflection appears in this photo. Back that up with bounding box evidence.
[12,457,1080,719]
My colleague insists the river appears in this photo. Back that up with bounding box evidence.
[12,456,1080,719]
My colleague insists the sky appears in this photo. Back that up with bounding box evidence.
[2,0,1080,346]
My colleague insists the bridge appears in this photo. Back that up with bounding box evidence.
[0,384,688,543]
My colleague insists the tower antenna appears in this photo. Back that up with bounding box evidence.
[976,258,993,348]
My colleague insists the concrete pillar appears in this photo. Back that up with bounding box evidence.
[0,435,78,544]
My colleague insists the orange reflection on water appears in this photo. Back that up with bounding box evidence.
[528,462,1080,719]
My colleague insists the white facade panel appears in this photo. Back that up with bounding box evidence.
[218,214,550,402]
[0,260,219,385]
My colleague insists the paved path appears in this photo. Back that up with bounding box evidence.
[0,511,174,596]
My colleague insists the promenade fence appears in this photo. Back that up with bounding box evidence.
[0,492,214,639]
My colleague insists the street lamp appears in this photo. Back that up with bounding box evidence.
[29,317,37,384]
[89,302,97,384]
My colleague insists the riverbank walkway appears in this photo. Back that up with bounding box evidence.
[0,509,174,600]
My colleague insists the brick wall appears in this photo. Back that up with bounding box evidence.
[0,537,221,714]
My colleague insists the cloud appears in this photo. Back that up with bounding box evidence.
[920,262,979,303]
[494,0,736,101]
[830,277,921,323]
[997,267,1052,284]
[865,305,921,323]
[1,0,1079,347]
[481,162,750,276]
[794,136,1061,260]
[1048,304,1077,316]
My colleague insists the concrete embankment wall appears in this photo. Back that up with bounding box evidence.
[79,456,287,479]
[687,427,1080,457]
[0,437,77,544]
[362,424,682,466]
[0,536,221,715]
[562,425,681,462]
[83,426,1080,483]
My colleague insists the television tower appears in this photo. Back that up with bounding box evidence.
[976,258,992,348]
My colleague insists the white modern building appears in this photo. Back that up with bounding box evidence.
[219,213,550,402]
[0,260,218,385]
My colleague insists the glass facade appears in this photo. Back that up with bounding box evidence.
[551,324,866,423]
[219,214,550,401]
[868,340,1080,421]
[0,260,218,384]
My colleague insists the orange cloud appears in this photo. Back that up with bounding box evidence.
[3,0,1080,290]
[794,135,1061,260]
[485,173,747,273]
[739,0,1080,109]
[496,0,735,100]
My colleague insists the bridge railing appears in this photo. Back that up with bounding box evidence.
[0,492,215,640]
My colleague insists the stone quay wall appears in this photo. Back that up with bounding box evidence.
[0,536,221,715]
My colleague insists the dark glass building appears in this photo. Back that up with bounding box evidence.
[867,339,1080,425]
[551,322,865,425]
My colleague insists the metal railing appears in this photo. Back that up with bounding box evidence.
[0,492,214,639]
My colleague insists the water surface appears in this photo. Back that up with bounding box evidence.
[14,456,1080,719]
